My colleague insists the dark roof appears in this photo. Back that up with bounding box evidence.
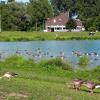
[46,12,69,26]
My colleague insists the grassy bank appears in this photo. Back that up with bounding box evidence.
[0,56,100,100]
[0,31,100,41]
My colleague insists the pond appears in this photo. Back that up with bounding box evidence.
[0,40,100,67]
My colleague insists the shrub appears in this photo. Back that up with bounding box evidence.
[92,66,100,72]
[88,27,96,32]
[3,56,25,67]
[39,58,72,70]
[78,55,90,66]
[24,59,36,67]
[35,36,45,41]
[39,58,63,67]
[62,61,72,70]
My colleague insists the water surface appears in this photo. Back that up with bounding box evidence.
[0,40,100,67]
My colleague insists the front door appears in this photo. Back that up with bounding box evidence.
[51,28,54,32]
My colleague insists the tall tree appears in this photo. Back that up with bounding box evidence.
[66,19,76,30]
[7,0,15,3]
[50,0,76,15]
[50,0,100,30]
[2,2,32,31]
[27,0,53,31]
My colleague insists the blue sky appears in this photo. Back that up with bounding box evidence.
[3,0,29,3]
[16,0,29,2]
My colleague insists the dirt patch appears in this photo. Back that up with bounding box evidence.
[55,95,73,100]
[9,93,28,98]
[0,91,28,100]
[0,91,7,100]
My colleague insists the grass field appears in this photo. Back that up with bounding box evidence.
[0,31,100,41]
[0,56,100,100]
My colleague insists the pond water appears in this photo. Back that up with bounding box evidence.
[0,40,100,67]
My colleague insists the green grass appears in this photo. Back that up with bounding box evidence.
[0,56,100,100]
[78,55,90,66]
[0,31,100,41]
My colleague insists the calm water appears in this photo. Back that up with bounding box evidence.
[0,40,100,67]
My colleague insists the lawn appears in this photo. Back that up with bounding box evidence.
[0,56,100,100]
[0,31,100,41]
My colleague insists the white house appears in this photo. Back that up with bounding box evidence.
[45,11,85,32]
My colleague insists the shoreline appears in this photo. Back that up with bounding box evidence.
[0,31,100,41]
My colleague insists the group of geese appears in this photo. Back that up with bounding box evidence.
[71,78,100,93]
[0,72,100,94]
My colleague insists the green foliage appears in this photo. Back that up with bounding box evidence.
[0,31,100,41]
[1,2,32,31]
[39,58,63,67]
[1,0,100,31]
[66,19,76,30]
[27,0,53,31]
[39,58,72,70]
[95,17,100,31]
[7,0,15,2]
[3,56,25,68]
[50,0,100,31]
[0,56,100,99]
[88,27,96,32]
[50,0,74,15]
[78,55,90,65]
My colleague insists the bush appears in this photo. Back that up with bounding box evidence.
[35,36,45,41]
[39,58,72,70]
[39,58,64,67]
[78,55,90,66]
[24,59,36,67]
[88,27,96,32]
[3,56,25,68]
[62,61,72,70]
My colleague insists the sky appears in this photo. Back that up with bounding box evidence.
[2,0,29,3]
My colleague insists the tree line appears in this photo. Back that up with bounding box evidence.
[0,0,100,31]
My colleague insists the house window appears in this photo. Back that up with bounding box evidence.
[63,28,66,29]
[57,27,62,30]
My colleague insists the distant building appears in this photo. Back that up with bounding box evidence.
[45,11,85,32]
[74,19,85,32]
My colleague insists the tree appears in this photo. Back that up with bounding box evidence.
[88,27,96,32]
[7,0,15,2]
[50,0,75,15]
[27,0,53,31]
[50,0,100,31]
[0,2,6,32]
[1,2,32,31]
[95,17,100,31]
[66,19,76,30]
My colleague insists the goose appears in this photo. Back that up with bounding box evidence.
[0,72,18,79]
[82,81,100,93]
[71,78,85,90]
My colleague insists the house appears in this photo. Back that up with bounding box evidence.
[74,19,85,32]
[45,11,85,32]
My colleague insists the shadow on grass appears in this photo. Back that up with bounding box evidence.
[80,89,100,94]
[70,88,100,94]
